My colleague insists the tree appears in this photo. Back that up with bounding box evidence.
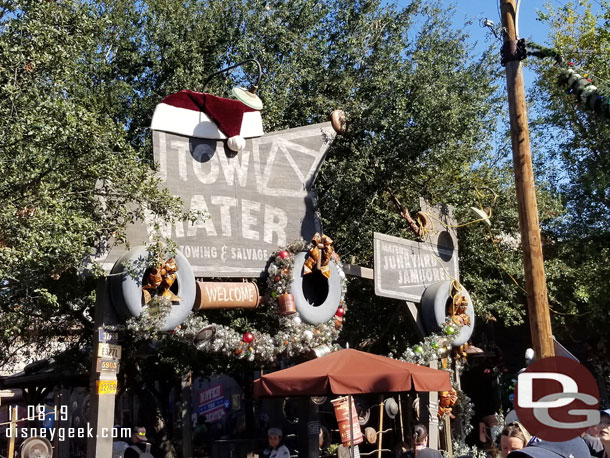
[529,0,610,373]
[1,0,566,415]
[0,0,186,372]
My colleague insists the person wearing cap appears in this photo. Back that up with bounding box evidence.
[263,428,290,458]
[124,426,154,458]
[263,427,290,458]
[506,436,591,458]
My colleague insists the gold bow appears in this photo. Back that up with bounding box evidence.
[142,258,182,304]
[303,233,335,279]
[451,294,471,327]
[438,388,457,419]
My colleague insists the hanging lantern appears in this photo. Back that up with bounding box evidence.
[278,293,296,315]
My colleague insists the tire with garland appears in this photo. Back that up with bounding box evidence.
[173,237,348,365]
[420,280,475,347]
[108,245,196,332]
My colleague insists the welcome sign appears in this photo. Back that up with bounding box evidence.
[101,123,336,277]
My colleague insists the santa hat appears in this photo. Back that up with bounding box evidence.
[150,90,263,151]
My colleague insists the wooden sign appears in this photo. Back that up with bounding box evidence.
[373,232,459,302]
[195,281,259,310]
[97,343,122,360]
[96,380,117,395]
[98,123,336,277]
[96,358,120,373]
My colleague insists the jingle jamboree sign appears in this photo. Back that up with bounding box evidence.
[102,123,336,278]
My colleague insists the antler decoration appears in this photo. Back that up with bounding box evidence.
[142,258,182,304]
[386,188,426,239]
[303,233,335,279]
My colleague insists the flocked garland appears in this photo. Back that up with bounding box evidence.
[125,295,174,334]
[128,238,347,365]
[558,63,610,120]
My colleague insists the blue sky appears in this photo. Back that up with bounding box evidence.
[392,0,603,88]
[441,0,566,88]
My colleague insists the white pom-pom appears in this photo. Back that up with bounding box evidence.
[304,330,313,341]
[227,135,246,152]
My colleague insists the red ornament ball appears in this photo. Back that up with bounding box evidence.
[278,250,290,259]
[274,275,281,283]
[242,332,254,343]
[335,306,345,317]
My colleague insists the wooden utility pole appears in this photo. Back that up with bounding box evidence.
[500,0,554,358]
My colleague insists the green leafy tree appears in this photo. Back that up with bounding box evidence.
[529,0,610,375]
[0,0,186,370]
[0,0,572,450]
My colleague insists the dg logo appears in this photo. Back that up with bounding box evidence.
[514,356,600,441]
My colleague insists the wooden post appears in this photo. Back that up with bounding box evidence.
[500,0,554,359]
[398,394,405,443]
[349,395,355,458]
[181,371,193,458]
[8,405,17,458]
[377,395,384,458]
[444,415,452,457]
[87,279,121,458]
[428,362,439,450]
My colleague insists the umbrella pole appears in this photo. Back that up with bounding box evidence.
[398,394,405,443]
[377,395,384,458]
[349,395,355,458]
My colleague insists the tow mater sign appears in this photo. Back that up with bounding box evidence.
[153,123,335,277]
[101,122,336,277]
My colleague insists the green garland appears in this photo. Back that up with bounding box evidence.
[456,390,475,437]
[398,319,462,366]
[558,65,610,119]
[125,295,174,334]
[128,238,347,366]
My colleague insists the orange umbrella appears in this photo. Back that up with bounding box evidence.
[253,348,451,397]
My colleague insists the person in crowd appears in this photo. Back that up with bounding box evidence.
[599,411,610,458]
[583,409,610,458]
[124,426,154,458]
[506,436,590,457]
[263,427,290,458]
[479,415,501,458]
[499,422,530,457]
[112,424,130,458]
[193,415,209,445]
[400,424,442,458]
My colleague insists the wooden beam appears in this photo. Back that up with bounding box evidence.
[405,302,426,338]
[342,264,374,280]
